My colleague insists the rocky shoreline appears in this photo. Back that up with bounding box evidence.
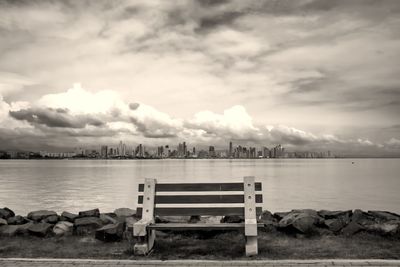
[1,207,400,242]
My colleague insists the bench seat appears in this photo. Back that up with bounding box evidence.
[148,223,265,231]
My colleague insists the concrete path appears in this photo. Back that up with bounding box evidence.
[0,259,400,267]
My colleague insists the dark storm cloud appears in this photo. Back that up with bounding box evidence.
[9,107,104,128]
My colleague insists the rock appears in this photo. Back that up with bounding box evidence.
[318,210,352,221]
[124,216,139,241]
[259,210,278,224]
[367,211,400,222]
[7,215,27,225]
[100,214,118,225]
[42,215,59,224]
[188,215,201,223]
[125,216,139,233]
[274,211,291,220]
[53,221,74,236]
[202,216,223,224]
[95,223,124,242]
[278,211,323,234]
[364,222,400,235]
[74,216,103,235]
[0,218,7,226]
[291,209,319,217]
[158,216,191,223]
[27,210,57,222]
[0,225,19,236]
[341,221,364,236]
[28,222,53,237]
[155,216,170,223]
[352,209,376,226]
[324,218,347,233]
[114,208,135,218]
[259,211,278,232]
[220,215,244,223]
[0,207,15,220]
[60,211,78,222]
[16,222,34,235]
[78,208,100,218]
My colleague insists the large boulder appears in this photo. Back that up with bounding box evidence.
[259,210,278,224]
[367,211,400,222]
[53,221,74,236]
[259,210,278,232]
[324,218,347,233]
[318,210,352,222]
[114,208,135,218]
[7,215,28,225]
[78,208,100,218]
[27,210,57,222]
[0,225,19,236]
[95,222,124,242]
[16,222,34,235]
[74,216,103,235]
[0,207,15,220]
[291,209,319,216]
[100,214,118,225]
[341,221,364,236]
[351,209,375,226]
[364,222,400,236]
[0,218,7,226]
[42,215,59,224]
[278,211,323,234]
[28,222,53,237]
[60,211,78,222]
[274,211,291,220]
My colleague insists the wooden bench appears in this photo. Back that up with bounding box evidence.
[133,176,263,256]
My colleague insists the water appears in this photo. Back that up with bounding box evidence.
[0,159,399,215]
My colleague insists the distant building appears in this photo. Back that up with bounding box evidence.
[101,145,108,158]
[209,146,216,158]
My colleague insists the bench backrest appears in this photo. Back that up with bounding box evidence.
[136,176,263,218]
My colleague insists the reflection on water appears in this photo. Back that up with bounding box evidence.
[0,159,399,214]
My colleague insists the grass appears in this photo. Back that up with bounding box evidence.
[0,231,399,260]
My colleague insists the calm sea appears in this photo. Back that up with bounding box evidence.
[0,159,399,215]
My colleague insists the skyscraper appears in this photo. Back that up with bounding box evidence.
[229,141,233,158]
[100,145,108,158]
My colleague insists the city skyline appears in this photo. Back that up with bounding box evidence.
[1,140,335,159]
[0,1,399,156]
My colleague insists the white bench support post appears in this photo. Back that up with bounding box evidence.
[133,178,156,255]
[243,176,258,256]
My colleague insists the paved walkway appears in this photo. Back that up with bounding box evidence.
[0,259,400,267]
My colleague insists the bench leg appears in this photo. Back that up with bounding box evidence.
[134,229,156,255]
[245,236,258,256]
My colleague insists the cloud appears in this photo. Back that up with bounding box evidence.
[187,105,260,140]
[9,107,104,129]
[385,138,400,149]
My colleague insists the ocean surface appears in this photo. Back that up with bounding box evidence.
[0,159,399,215]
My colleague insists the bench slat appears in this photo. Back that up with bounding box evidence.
[137,207,262,217]
[138,182,262,192]
[148,223,265,231]
[138,194,263,204]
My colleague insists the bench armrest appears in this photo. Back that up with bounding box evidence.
[133,218,154,236]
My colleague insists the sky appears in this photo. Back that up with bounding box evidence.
[0,0,399,156]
